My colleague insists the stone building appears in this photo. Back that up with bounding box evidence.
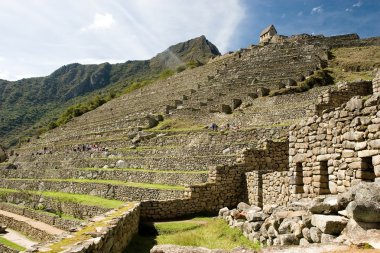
[288,71,380,201]
[259,25,277,43]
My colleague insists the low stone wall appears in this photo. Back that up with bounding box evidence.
[141,141,289,220]
[0,244,18,253]
[28,203,140,253]
[1,192,110,219]
[0,211,56,241]
[0,167,208,186]
[308,81,372,116]
[0,179,184,201]
[0,202,81,231]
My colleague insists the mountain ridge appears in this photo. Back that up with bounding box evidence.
[0,35,220,147]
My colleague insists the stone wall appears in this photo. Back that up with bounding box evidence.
[0,211,56,241]
[0,244,18,253]
[307,80,373,116]
[244,141,289,207]
[140,141,289,220]
[289,72,380,201]
[28,203,140,253]
[0,192,110,219]
[0,179,184,201]
[0,167,208,186]
[0,202,81,231]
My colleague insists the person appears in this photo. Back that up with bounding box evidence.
[210,123,218,131]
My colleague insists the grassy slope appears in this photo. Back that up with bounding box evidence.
[125,218,259,253]
[328,46,380,82]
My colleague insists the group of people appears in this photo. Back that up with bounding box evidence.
[32,147,52,156]
[72,144,108,152]
[209,122,242,132]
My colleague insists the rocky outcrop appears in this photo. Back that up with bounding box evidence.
[220,182,380,249]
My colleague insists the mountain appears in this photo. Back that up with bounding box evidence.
[0,36,220,147]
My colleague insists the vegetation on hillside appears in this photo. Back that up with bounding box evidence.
[0,36,219,148]
[327,46,380,82]
[269,69,334,97]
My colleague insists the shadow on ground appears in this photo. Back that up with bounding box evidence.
[124,222,158,253]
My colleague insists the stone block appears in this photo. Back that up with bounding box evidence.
[311,214,348,235]
[221,104,232,114]
[309,227,322,243]
[369,139,380,149]
[358,150,379,157]
[342,150,355,158]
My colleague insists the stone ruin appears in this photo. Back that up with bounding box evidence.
[0,32,379,252]
[218,71,380,249]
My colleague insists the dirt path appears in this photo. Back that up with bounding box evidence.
[0,209,65,235]
[0,228,37,249]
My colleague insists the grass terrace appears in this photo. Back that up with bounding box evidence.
[0,237,26,252]
[5,178,186,191]
[79,167,209,174]
[0,188,124,209]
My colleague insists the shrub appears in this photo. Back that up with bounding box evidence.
[187,60,203,69]
[176,65,186,73]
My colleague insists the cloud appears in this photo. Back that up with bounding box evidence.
[0,0,244,80]
[353,0,363,8]
[81,13,116,32]
[311,6,324,14]
[345,8,352,12]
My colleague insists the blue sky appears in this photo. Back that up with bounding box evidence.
[0,0,379,81]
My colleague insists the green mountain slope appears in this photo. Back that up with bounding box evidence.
[0,36,220,147]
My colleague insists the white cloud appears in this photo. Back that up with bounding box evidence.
[81,13,116,32]
[311,6,324,14]
[345,8,352,12]
[0,0,244,81]
[353,1,363,8]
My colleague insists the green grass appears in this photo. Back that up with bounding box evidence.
[7,178,186,191]
[0,236,26,251]
[126,218,260,253]
[80,167,208,174]
[0,188,123,209]
[328,46,380,82]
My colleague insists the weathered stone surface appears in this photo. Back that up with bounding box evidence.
[278,234,299,245]
[345,201,380,222]
[218,207,229,217]
[311,214,348,235]
[342,219,380,249]
[237,202,251,212]
[320,233,336,243]
[221,104,232,114]
[0,145,7,163]
[309,227,322,243]
[246,212,268,222]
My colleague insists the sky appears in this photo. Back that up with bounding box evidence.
[0,0,379,81]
